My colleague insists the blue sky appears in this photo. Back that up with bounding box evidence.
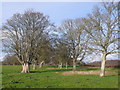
[0,2,118,62]
[2,2,98,25]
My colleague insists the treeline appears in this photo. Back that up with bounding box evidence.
[85,60,120,68]
[2,55,86,66]
[2,55,119,68]
[2,2,119,77]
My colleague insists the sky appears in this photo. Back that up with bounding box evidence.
[2,2,98,25]
[0,2,119,62]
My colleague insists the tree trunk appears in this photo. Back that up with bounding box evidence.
[33,63,36,70]
[100,53,107,77]
[58,62,62,69]
[60,62,62,69]
[73,59,76,72]
[66,62,68,69]
[21,63,30,73]
[39,61,44,69]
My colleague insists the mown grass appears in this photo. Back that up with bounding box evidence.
[2,65,119,88]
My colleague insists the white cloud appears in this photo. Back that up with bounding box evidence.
[83,53,119,63]
[107,54,118,60]
[0,56,5,61]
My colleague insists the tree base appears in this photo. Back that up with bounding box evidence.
[21,63,30,73]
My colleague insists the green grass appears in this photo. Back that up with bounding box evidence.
[1,65,119,88]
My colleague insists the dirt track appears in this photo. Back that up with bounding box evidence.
[62,71,118,76]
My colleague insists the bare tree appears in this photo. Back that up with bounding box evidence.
[2,10,51,73]
[83,2,119,77]
[59,18,88,71]
[54,38,71,69]
[38,35,52,69]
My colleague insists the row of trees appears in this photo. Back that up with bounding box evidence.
[2,2,119,77]
[2,55,20,65]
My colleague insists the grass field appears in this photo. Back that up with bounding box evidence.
[1,65,119,88]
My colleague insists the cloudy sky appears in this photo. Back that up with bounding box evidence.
[0,1,119,62]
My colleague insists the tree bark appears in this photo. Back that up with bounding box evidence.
[21,63,30,73]
[33,63,36,70]
[39,61,44,69]
[58,62,62,69]
[100,53,107,77]
[66,62,68,69]
[60,62,62,69]
[73,59,76,72]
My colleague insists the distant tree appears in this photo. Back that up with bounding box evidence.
[83,2,119,77]
[3,55,20,65]
[3,10,51,73]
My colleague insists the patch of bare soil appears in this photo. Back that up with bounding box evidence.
[105,68,112,70]
[47,68,58,70]
[62,71,118,76]
[78,68,112,71]
[55,72,59,73]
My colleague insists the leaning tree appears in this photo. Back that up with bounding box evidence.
[83,2,119,77]
[2,10,51,73]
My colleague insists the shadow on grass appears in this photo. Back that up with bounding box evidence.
[30,66,101,73]
[104,74,118,77]
[30,69,72,73]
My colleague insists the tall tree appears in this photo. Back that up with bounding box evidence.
[2,10,51,73]
[83,2,119,77]
[32,33,50,69]
[54,38,71,69]
[59,18,88,71]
